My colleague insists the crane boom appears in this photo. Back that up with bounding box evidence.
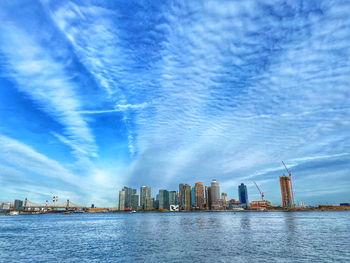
[281,161,295,210]
[254,181,264,201]
[282,160,290,176]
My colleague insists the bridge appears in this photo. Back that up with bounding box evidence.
[22,198,86,211]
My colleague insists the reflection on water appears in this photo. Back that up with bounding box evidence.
[0,211,349,262]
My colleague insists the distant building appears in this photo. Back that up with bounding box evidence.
[118,186,137,210]
[118,189,126,210]
[250,200,271,210]
[140,186,151,209]
[221,193,228,202]
[211,179,220,203]
[155,194,159,209]
[169,191,177,206]
[195,182,205,209]
[158,189,169,210]
[279,176,292,209]
[340,203,350,207]
[205,186,212,210]
[191,187,196,207]
[131,194,139,210]
[227,199,244,210]
[238,183,249,208]
[145,197,154,210]
[1,202,11,211]
[179,184,191,211]
[14,200,23,211]
[175,191,180,205]
[124,187,137,208]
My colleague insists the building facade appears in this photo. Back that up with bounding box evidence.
[280,175,292,209]
[238,183,249,208]
[145,197,154,210]
[118,189,126,210]
[195,182,205,209]
[179,184,191,211]
[140,186,151,209]
[191,187,196,207]
[221,193,228,202]
[131,194,139,210]
[169,191,177,206]
[205,186,212,210]
[14,200,23,211]
[210,179,220,203]
[158,189,169,210]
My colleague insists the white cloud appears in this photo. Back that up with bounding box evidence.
[0,24,97,159]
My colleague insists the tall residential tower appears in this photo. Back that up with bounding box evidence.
[280,175,292,209]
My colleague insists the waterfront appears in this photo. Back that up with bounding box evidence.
[0,212,349,262]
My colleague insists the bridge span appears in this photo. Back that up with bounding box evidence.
[22,198,86,211]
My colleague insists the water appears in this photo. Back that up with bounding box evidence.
[0,211,349,263]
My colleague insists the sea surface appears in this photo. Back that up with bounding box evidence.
[0,211,349,262]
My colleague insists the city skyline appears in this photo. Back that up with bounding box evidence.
[1,1,350,207]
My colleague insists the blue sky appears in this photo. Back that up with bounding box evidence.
[0,0,349,207]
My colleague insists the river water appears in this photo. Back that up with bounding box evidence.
[0,211,349,262]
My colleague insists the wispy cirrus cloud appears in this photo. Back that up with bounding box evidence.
[0,21,97,159]
[78,102,149,114]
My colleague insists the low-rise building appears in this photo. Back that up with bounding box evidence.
[250,200,271,210]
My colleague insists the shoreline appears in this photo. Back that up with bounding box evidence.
[1,208,349,215]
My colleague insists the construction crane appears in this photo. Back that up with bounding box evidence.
[254,181,264,201]
[282,161,296,210]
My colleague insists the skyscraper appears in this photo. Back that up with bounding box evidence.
[179,184,191,211]
[119,186,137,210]
[210,179,220,203]
[195,182,205,209]
[280,175,292,209]
[122,186,137,208]
[238,183,249,208]
[119,189,125,211]
[205,186,212,210]
[140,186,151,209]
[169,191,177,205]
[131,194,139,210]
[191,187,195,207]
[158,189,169,210]
[145,197,154,210]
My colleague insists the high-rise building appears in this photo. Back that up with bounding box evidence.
[122,186,137,208]
[195,182,205,209]
[158,189,169,210]
[119,189,126,210]
[145,197,154,210]
[211,179,220,203]
[140,186,151,209]
[169,191,177,205]
[280,175,292,209]
[131,194,139,210]
[191,187,196,207]
[238,183,249,208]
[205,186,212,210]
[119,186,137,210]
[179,184,191,211]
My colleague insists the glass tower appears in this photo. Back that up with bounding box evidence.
[238,183,249,208]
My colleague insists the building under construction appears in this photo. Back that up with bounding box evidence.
[280,175,292,209]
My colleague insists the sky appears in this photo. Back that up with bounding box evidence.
[0,0,349,207]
